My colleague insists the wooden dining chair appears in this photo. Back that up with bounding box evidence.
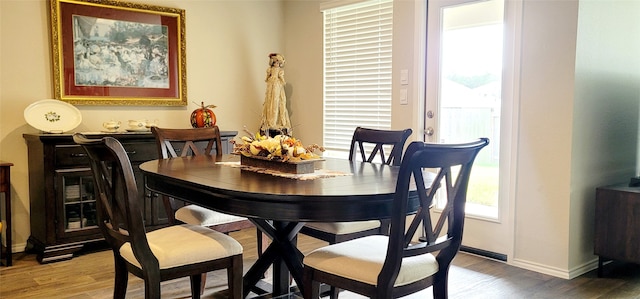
[151,126,256,232]
[73,133,243,299]
[300,127,413,244]
[303,138,489,299]
[299,126,412,298]
[151,126,265,293]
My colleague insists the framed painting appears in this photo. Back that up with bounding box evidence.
[50,0,187,106]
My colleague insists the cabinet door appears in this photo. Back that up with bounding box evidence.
[595,187,640,263]
[55,169,101,240]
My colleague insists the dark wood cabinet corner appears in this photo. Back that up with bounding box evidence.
[594,183,640,277]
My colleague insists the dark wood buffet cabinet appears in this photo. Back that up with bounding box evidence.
[23,131,237,263]
[594,183,640,277]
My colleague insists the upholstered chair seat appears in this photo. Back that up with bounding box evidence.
[120,224,243,269]
[304,235,438,286]
[304,220,381,235]
[175,205,249,227]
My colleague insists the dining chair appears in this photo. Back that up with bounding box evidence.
[73,133,243,299]
[151,126,265,293]
[299,126,412,298]
[299,127,413,243]
[303,138,489,299]
[151,126,257,232]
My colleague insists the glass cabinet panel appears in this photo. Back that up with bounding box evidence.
[56,169,98,234]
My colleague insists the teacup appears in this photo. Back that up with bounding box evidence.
[102,120,121,132]
[145,119,159,128]
[128,119,148,129]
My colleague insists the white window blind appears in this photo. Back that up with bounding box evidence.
[322,0,393,157]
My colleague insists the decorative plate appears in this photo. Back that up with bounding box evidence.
[24,99,82,133]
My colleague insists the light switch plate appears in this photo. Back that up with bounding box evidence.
[400,69,409,85]
[400,88,408,105]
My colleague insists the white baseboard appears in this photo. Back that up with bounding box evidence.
[510,257,599,279]
[10,241,27,254]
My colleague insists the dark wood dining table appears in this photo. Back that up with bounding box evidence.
[140,154,418,297]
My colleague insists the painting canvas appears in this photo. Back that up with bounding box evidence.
[72,16,170,89]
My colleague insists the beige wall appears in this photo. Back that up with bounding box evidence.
[0,0,284,253]
[570,0,640,273]
[282,0,324,145]
[508,0,640,278]
[512,0,578,275]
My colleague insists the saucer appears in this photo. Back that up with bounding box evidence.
[126,128,151,132]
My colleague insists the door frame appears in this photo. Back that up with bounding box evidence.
[417,0,522,262]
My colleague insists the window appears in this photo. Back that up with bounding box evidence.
[322,0,393,158]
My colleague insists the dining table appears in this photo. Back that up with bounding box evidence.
[140,154,419,297]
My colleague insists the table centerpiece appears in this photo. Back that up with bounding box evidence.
[232,131,325,174]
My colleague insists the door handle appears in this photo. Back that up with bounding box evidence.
[425,127,434,137]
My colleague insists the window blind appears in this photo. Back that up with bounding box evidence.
[322,0,393,156]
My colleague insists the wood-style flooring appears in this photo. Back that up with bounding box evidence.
[1,228,639,298]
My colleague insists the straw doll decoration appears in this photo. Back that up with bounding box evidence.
[260,53,291,136]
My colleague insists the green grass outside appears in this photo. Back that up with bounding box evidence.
[467,165,499,207]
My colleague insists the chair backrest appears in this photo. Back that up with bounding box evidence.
[348,127,413,166]
[378,138,489,292]
[151,126,223,159]
[73,133,158,268]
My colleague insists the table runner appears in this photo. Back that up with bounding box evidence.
[216,161,351,180]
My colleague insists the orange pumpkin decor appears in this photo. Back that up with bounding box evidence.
[190,101,217,128]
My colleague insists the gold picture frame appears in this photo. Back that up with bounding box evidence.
[50,0,187,106]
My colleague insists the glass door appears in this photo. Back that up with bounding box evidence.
[425,0,517,258]
[56,169,99,239]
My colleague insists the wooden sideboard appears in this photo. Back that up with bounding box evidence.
[23,131,237,263]
[1,161,14,266]
[594,183,640,277]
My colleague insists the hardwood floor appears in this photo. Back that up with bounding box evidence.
[1,228,639,298]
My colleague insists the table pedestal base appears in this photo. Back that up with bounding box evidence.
[244,220,306,298]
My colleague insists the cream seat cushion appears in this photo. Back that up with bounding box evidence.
[304,235,438,287]
[176,204,248,227]
[304,220,381,235]
[120,224,243,269]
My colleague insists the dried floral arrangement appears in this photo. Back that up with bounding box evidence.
[232,129,324,162]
